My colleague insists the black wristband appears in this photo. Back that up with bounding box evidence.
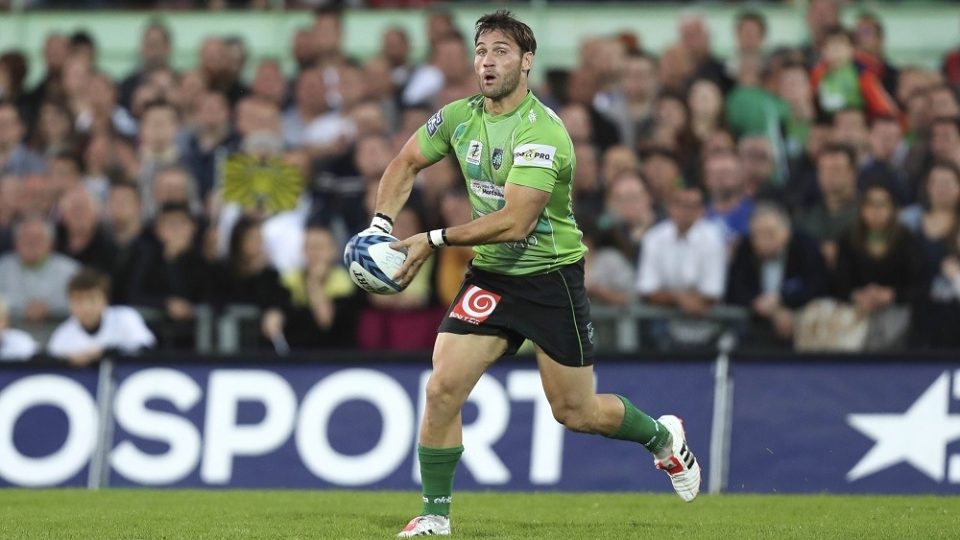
[374,212,394,227]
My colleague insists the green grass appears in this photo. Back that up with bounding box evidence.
[0,490,957,539]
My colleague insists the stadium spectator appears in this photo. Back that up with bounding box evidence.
[640,146,683,218]
[22,33,69,123]
[928,84,960,120]
[811,26,898,120]
[564,68,621,152]
[0,52,29,118]
[138,100,186,214]
[832,108,870,166]
[596,170,655,266]
[48,267,155,365]
[0,215,79,322]
[704,150,753,246]
[0,175,22,251]
[250,58,286,108]
[599,52,658,150]
[600,145,639,190]
[127,203,208,348]
[571,142,603,227]
[105,182,144,304]
[802,0,841,67]
[381,26,412,95]
[198,37,245,107]
[687,78,725,147]
[728,10,767,81]
[20,172,59,218]
[929,116,960,170]
[0,101,45,176]
[658,44,694,96]
[777,62,816,161]
[738,135,783,202]
[0,295,38,361]
[859,115,910,205]
[82,132,139,196]
[31,101,80,159]
[677,13,731,93]
[903,162,960,348]
[283,224,361,350]
[725,51,787,141]
[283,68,342,153]
[180,91,236,202]
[799,144,859,267]
[311,6,352,72]
[854,12,899,98]
[727,202,828,349]
[119,20,172,110]
[638,184,726,349]
[210,216,290,346]
[833,182,921,350]
[55,186,117,274]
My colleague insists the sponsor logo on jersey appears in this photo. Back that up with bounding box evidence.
[513,143,556,168]
[426,109,443,137]
[492,147,504,170]
[466,140,483,165]
[470,179,505,200]
[450,285,501,325]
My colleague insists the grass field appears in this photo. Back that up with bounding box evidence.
[1,490,957,539]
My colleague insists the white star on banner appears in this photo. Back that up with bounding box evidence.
[847,371,960,482]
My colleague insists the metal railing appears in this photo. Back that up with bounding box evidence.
[590,303,750,352]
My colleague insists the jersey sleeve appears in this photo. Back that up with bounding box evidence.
[506,121,569,194]
[415,98,472,163]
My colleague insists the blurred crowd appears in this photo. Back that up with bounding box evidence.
[0,1,959,361]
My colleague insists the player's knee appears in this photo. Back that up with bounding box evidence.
[551,404,593,433]
[424,374,464,410]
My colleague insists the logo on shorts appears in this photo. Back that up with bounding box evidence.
[492,148,504,170]
[450,285,501,325]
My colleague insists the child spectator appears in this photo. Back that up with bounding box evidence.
[48,268,156,365]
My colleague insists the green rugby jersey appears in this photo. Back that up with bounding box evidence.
[415,92,587,276]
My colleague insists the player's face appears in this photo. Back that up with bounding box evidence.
[474,30,531,101]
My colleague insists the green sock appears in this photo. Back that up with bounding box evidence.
[419,444,463,517]
[607,395,670,455]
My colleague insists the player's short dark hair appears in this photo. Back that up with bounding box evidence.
[736,10,767,36]
[68,267,111,295]
[474,10,537,55]
[818,143,857,169]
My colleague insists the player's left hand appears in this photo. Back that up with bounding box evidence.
[391,232,432,286]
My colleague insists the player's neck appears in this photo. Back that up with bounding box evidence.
[484,84,530,117]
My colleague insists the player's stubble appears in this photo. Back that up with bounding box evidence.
[478,63,522,102]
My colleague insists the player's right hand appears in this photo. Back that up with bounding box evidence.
[390,232,431,286]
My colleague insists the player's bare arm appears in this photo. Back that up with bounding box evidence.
[373,135,435,222]
[391,183,550,285]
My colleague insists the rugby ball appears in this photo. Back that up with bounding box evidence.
[343,231,408,295]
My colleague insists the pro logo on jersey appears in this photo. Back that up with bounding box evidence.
[450,285,501,325]
[466,140,483,165]
[513,143,556,169]
[426,110,444,137]
[492,148,504,170]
